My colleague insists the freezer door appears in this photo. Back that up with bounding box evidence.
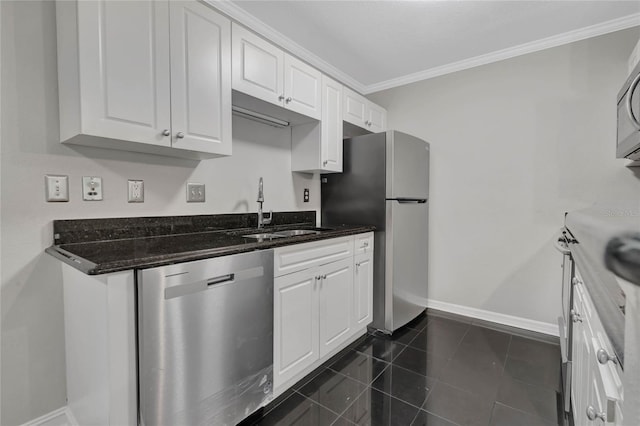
[385,199,429,331]
[386,131,429,199]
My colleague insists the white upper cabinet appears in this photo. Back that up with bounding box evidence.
[291,75,342,173]
[56,0,231,160]
[232,23,284,107]
[169,1,232,156]
[343,86,387,133]
[232,23,321,120]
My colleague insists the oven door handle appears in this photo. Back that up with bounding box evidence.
[626,72,640,131]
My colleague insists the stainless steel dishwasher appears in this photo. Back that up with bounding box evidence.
[137,250,274,426]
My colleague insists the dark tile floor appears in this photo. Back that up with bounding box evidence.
[251,310,566,426]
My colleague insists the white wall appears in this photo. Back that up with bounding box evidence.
[369,27,640,329]
[0,1,319,424]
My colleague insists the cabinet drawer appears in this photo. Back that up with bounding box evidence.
[274,236,354,277]
[354,232,374,255]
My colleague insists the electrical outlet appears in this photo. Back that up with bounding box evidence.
[45,175,69,202]
[128,180,144,203]
[186,183,205,202]
[303,188,309,202]
[82,176,103,201]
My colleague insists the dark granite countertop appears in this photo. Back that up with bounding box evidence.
[565,203,640,368]
[46,211,374,275]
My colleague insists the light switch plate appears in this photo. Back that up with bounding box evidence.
[186,183,205,202]
[128,180,144,203]
[45,175,69,202]
[82,176,103,201]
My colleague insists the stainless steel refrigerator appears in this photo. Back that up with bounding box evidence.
[321,130,429,334]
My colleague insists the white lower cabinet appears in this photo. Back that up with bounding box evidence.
[273,233,374,391]
[571,274,623,426]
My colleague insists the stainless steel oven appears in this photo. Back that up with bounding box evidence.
[554,228,576,414]
[617,60,640,160]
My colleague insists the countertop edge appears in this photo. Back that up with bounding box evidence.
[46,226,375,275]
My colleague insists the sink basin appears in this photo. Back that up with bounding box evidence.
[242,233,287,240]
[273,229,322,237]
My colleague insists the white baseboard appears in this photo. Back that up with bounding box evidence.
[426,299,559,337]
[19,407,69,426]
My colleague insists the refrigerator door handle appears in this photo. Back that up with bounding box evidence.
[388,198,427,204]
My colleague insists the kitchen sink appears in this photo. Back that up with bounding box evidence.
[272,229,322,237]
[242,233,287,240]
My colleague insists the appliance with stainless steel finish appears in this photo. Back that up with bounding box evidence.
[554,228,576,414]
[137,250,274,426]
[617,60,640,160]
[321,130,429,334]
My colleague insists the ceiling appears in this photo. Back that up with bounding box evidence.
[216,1,640,94]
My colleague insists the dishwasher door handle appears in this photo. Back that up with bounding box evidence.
[208,274,235,286]
[164,266,264,300]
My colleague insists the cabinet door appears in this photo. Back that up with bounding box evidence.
[232,23,284,107]
[319,258,353,357]
[321,75,343,172]
[343,87,367,128]
[368,102,387,133]
[353,252,373,329]
[76,0,171,146]
[274,269,319,388]
[284,55,322,120]
[169,1,231,155]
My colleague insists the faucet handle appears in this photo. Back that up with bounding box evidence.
[263,210,273,225]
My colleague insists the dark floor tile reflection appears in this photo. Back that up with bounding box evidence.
[352,335,407,363]
[489,402,560,426]
[298,368,368,416]
[256,391,338,426]
[423,382,494,426]
[341,387,421,426]
[328,349,389,385]
[255,311,565,426]
[372,364,435,408]
[411,410,459,426]
[496,375,560,422]
[392,346,449,379]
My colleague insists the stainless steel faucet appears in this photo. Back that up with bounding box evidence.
[257,177,272,229]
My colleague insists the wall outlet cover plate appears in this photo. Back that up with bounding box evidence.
[128,180,144,203]
[186,183,205,202]
[82,176,103,201]
[45,175,69,202]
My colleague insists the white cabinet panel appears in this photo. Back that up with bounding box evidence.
[320,75,343,172]
[284,55,322,120]
[343,87,367,128]
[170,1,231,155]
[69,0,171,146]
[353,252,373,329]
[232,23,284,107]
[342,86,387,133]
[274,236,353,277]
[57,0,232,159]
[319,258,353,357]
[368,103,387,133]
[274,269,319,388]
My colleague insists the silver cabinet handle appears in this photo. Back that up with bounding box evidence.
[362,242,369,248]
[323,160,328,166]
[278,95,285,101]
[176,132,185,139]
[286,97,292,103]
[596,348,617,365]
[570,309,582,323]
[322,274,327,280]
[162,129,170,136]
[626,72,640,131]
[586,406,606,422]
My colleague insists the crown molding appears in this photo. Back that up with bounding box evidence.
[364,13,640,94]
[206,0,367,93]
